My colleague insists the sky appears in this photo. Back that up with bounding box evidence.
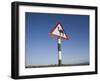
[25,12,89,66]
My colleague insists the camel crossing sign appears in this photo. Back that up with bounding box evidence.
[49,22,68,40]
[49,22,68,66]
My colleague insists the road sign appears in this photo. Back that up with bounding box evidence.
[49,22,68,40]
[49,22,68,66]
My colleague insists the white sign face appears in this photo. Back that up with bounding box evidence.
[49,22,68,39]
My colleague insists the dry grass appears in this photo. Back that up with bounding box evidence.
[26,63,89,68]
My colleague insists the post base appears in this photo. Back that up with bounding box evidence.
[58,60,62,66]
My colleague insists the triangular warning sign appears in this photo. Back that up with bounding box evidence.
[49,22,68,40]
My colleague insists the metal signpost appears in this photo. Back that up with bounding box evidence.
[49,22,68,66]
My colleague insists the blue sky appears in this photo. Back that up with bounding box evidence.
[25,12,89,66]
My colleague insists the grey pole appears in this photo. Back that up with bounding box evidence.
[58,38,62,66]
